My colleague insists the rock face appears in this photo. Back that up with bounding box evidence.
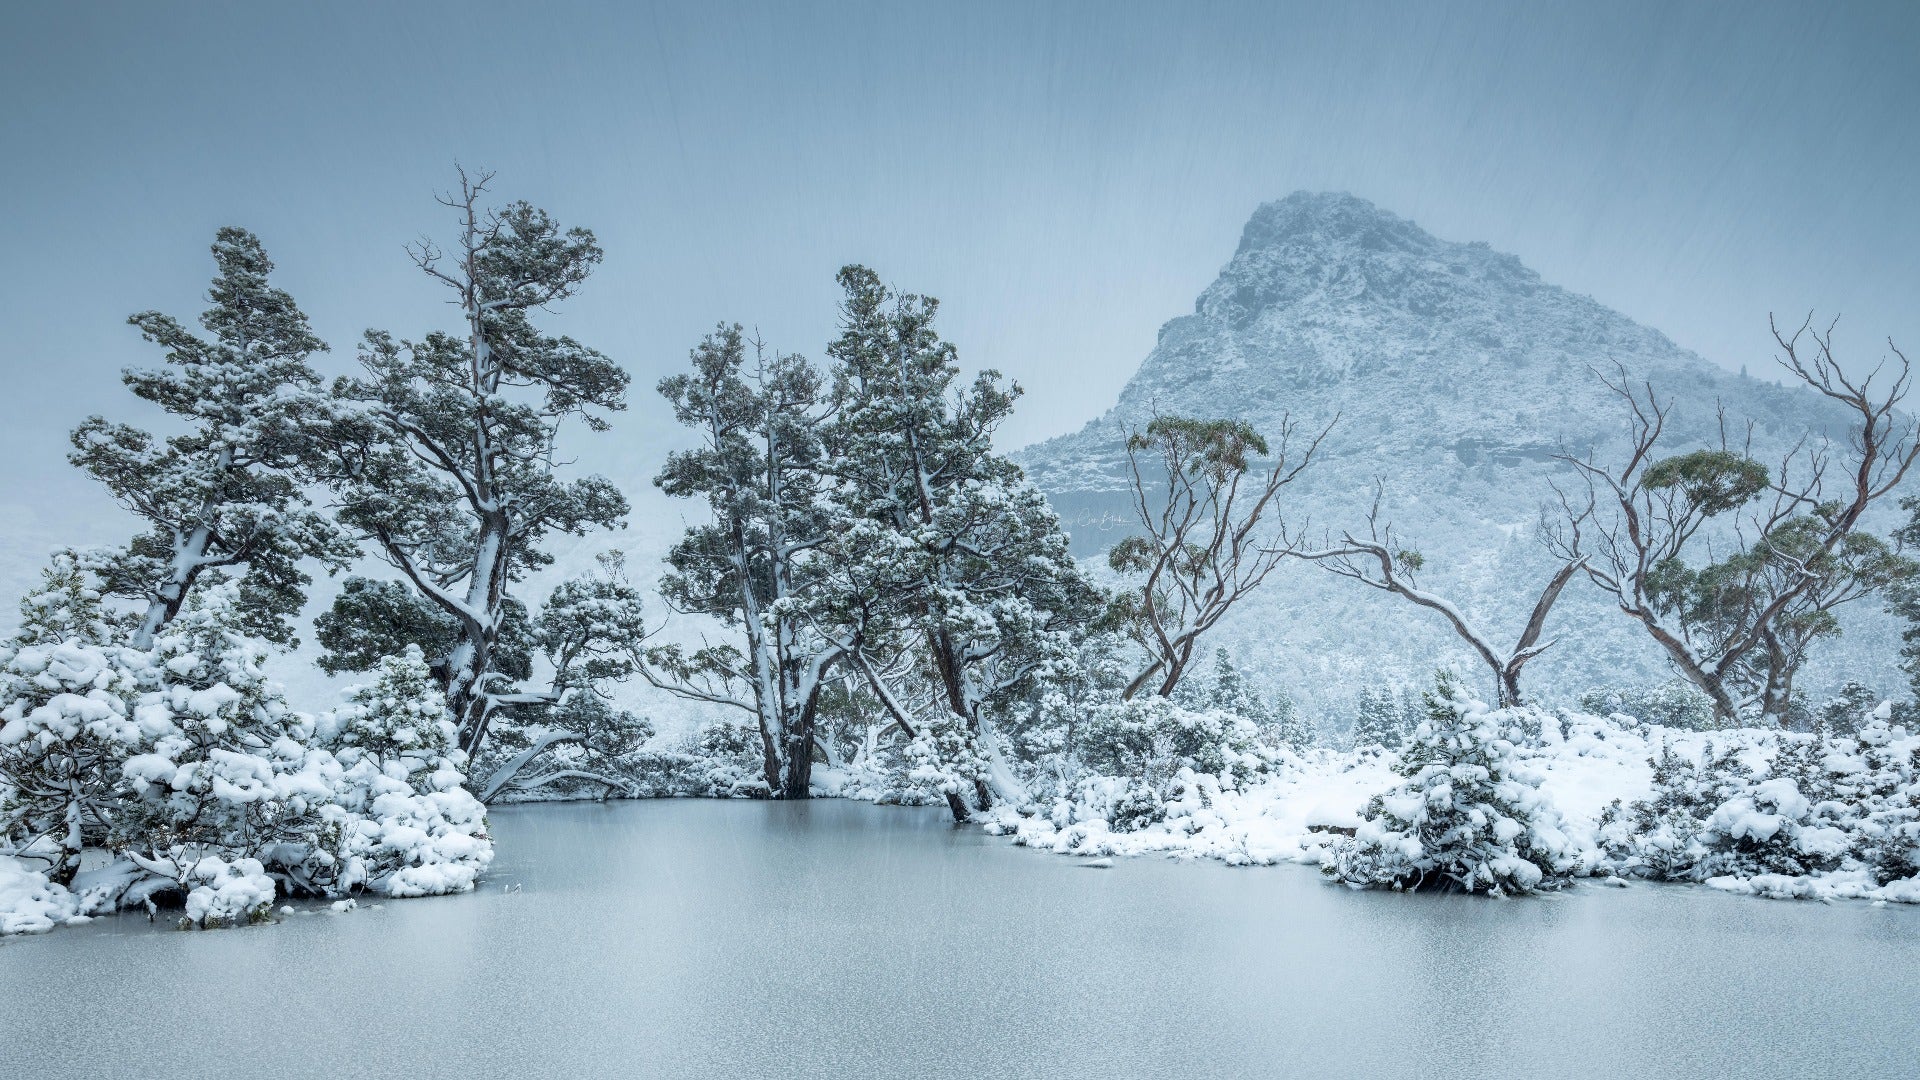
[1017,192,1894,725]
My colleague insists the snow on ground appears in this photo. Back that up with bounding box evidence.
[981,712,1920,905]
[0,856,80,935]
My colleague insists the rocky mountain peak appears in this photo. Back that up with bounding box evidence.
[1016,195,1881,710]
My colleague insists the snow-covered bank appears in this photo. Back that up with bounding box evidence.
[978,706,1920,905]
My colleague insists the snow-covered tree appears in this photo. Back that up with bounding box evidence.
[116,585,331,904]
[1207,648,1267,721]
[473,553,649,801]
[820,266,1099,820]
[1815,681,1879,738]
[70,228,353,648]
[317,645,493,897]
[650,324,847,798]
[1578,680,1716,730]
[325,170,628,757]
[1349,685,1405,752]
[1204,647,1315,753]
[1324,673,1573,894]
[0,554,145,886]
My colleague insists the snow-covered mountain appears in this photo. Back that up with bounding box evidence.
[1018,192,1898,722]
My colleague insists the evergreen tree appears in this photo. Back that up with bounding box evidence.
[821,266,1099,820]
[1324,672,1572,894]
[324,170,628,757]
[1815,681,1878,738]
[1350,685,1404,752]
[69,228,353,647]
[0,553,145,886]
[651,324,848,798]
[117,585,325,894]
[1207,648,1269,722]
[319,645,494,896]
[1267,687,1319,754]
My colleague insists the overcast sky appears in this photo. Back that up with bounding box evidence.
[1,0,1916,600]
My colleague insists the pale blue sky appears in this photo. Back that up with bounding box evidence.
[1,1,1916,592]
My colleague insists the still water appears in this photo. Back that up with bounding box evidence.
[4,799,1917,1079]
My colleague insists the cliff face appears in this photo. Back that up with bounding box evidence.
[1017,192,1890,718]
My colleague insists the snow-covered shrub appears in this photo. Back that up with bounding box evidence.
[1693,735,1851,879]
[1067,697,1283,832]
[1592,709,1920,897]
[0,554,146,886]
[179,855,276,928]
[904,711,992,810]
[1595,740,1749,880]
[115,586,332,906]
[1323,675,1572,894]
[1579,680,1717,731]
[315,645,493,897]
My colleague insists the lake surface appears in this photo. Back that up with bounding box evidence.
[4,799,1918,1079]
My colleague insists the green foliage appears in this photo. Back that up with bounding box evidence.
[1126,416,1268,478]
[316,577,533,683]
[1639,449,1769,515]
[69,227,354,645]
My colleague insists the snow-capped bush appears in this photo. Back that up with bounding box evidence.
[903,711,991,809]
[0,554,147,887]
[116,586,334,903]
[1044,698,1287,833]
[1579,681,1717,731]
[1323,676,1573,894]
[314,645,493,897]
[179,855,276,928]
[1591,706,1920,899]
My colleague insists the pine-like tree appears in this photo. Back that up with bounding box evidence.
[117,585,326,900]
[1323,672,1572,894]
[821,266,1099,820]
[320,645,493,896]
[0,553,145,886]
[69,228,353,647]
[1350,685,1404,752]
[324,170,628,757]
[650,324,848,798]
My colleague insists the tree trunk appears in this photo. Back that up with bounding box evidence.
[52,789,84,888]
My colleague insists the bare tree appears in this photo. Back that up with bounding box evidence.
[1547,317,1918,725]
[1109,412,1332,700]
[1306,482,1583,707]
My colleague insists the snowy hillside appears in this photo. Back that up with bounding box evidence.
[1018,192,1901,724]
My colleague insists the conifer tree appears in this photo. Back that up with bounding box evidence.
[650,325,847,798]
[821,266,1098,819]
[70,228,352,647]
[324,170,629,757]
[1325,672,1572,894]
[1350,685,1404,751]
[0,553,144,886]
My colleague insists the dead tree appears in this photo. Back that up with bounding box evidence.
[1305,482,1583,708]
[1110,412,1332,700]
[1546,317,1918,726]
